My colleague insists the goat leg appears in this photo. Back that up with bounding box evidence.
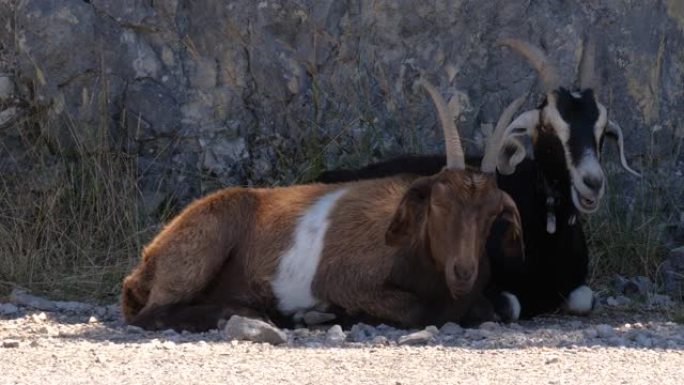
[340,289,427,329]
[130,302,269,333]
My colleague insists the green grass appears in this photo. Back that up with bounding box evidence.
[0,108,154,302]
[586,151,683,287]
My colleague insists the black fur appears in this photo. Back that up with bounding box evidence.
[315,154,588,319]
[556,88,601,167]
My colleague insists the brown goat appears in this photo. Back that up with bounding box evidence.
[121,79,524,332]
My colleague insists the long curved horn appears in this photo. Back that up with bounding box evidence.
[579,36,597,90]
[606,120,641,177]
[498,38,560,92]
[417,78,465,170]
[481,94,528,173]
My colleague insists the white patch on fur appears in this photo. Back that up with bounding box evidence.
[565,285,594,315]
[271,188,348,314]
[502,291,521,321]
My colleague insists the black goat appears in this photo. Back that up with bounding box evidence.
[317,38,640,318]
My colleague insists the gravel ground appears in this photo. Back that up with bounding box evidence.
[1,294,684,385]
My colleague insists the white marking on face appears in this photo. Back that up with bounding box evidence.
[570,149,605,213]
[501,291,521,321]
[564,285,594,315]
[545,94,606,213]
[271,188,348,315]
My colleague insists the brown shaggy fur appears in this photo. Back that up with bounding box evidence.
[122,169,521,332]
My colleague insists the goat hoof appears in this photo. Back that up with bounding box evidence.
[494,291,521,323]
[564,285,595,315]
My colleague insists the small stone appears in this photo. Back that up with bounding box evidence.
[162,329,178,337]
[439,322,464,335]
[10,289,57,312]
[464,328,488,340]
[302,310,337,326]
[293,328,311,338]
[125,325,145,334]
[325,325,346,345]
[88,316,98,324]
[397,329,434,346]
[349,323,376,342]
[583,328,598,339]
[370,335,389,345]
[30,312,47,323]
[0,303,19,315]
[596,324,615,338]
[223,315,287,345]
[621,276,652,296]
[479,321,500,331]
[545,356,560,364]
[606,296,619,306]
[2,339,20,348]
[424,325,439,335]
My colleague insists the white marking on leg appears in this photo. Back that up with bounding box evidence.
[501,291,521,321]
[565,285,594,315]
[271,189,348,314]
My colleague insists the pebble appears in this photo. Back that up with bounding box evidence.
[545,356,560,364]
[397,329,434,346]
[0,303,19,315]
[223,315,287,345]
[606,296,632,307]
[125,325,145,334]
[11,290,57,312]
[88,316,98,324]
[325,325,346,346]
[349,323,376,342]
[464,328,489,340]
[370,335,389,346]
[30,313,47,323]
[302,311,337,326]
[2,339,20,348]
[479,322,500,331]
[595,324,615,338]
[634,334,653,348]
[583,328,598,339]
[162,329,178,337]
[439,322,464,335]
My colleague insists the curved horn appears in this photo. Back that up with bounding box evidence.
[498,38,560,92]
[606,120,641,177]
[496,109,540,175]
[579,36,597,90]
[417,78,465,170]
[481,94,528,173]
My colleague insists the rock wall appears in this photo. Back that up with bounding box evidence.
[1,0,683,209]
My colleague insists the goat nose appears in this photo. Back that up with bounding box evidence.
[454,266,475,282]
[582,175,603,193]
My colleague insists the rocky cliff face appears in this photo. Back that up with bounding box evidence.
[1,0,683,208]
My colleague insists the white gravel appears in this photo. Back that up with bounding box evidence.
[1,297,684,384]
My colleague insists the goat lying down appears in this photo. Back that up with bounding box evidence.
[317,37,641,318]
[121,79,524,332]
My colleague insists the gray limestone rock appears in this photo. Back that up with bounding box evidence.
[223,316,287,345]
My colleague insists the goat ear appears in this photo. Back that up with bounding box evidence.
[498,192,525,259]
[497,110,539,175]
[385,179,432,246]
